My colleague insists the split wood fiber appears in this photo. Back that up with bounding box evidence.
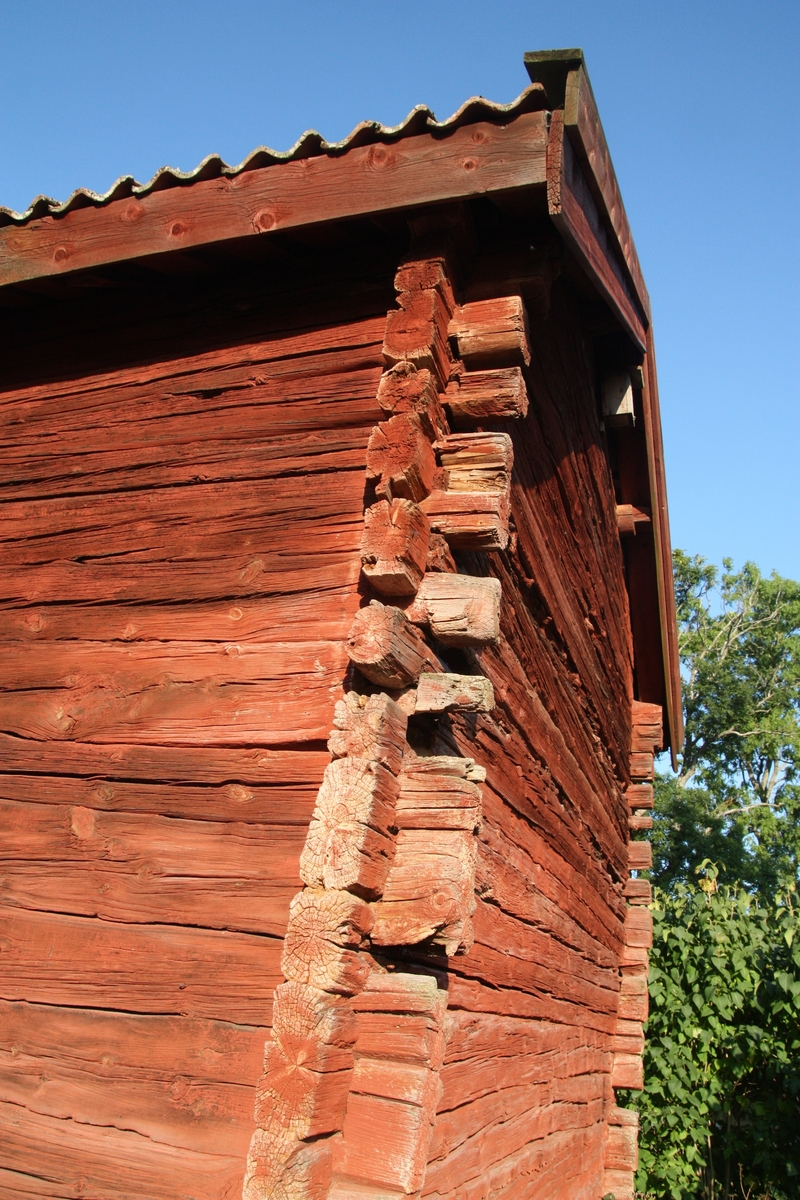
[244,247,530,1199]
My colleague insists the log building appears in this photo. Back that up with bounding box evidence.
[0,49,681,1200]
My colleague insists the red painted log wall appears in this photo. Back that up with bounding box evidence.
[0,242,396,1197]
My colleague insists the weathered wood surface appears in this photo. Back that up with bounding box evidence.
[407,571,501,648]
[0,1102,247,1200]
[299,759,399,898]
[412,279,639,1195]
[0,1000,264,1157]
[360,499,430,597]
[448,297,531,368]
[0,256,392,1196]
[0,798,304,934]
[0,640,346,745]
[0,111,549,287]
[0,907,282,1022]
[346,601,440,689]
[444,366,529,422]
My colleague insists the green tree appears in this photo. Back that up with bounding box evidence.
[624,869,800,1200]
[652,553,800,895]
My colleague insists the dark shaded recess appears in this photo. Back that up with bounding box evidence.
[0,217,407,392]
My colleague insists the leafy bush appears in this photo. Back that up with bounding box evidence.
[621,867,800,1199]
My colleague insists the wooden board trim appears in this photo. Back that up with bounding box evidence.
[525,49,651,322]
[0,113,548,289]
[642,330,684,761]
[546,110,647,353]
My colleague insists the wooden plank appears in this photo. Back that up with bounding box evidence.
[0,640,346,746]
[562,62,651,320]
[0,113,548,287]
[0,907,282,1021]
[546,110,646,352]
[0,798,304,934]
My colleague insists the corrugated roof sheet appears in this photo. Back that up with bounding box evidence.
[0,84,546,228]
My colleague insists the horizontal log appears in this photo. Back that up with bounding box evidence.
[0,111,549,288]
[0,1101,245,1200]
[383,256,455,386]
[376,366,448,440]
[435,432,513,494]
[0,335,384,442]
[0,640,346,746]
[603,1169,635,1200]
[0,469,363,563]
[256,1039,352,1140]
[334,1090,435,1195]
[0,907,281,1021]
[415,673,494,714]
[395,756,483,832]
[346,601,440,689]
[624,906,653,949]
[617,974,648,1023]
[353,972,448,1071]
[0,733,329,787]
[360,498,430,597]
[631,700,663,729]
[0,772,319,827]
[605,1122,639,1171]
[371,827,477,954]
[1,590,360,646]
[624,783,653,810]
[448,297,531,368]
[366,413,437,504]
[0,798,303,934]
[419,489,509,550]
[629,752,655,781]
[613,1019,645,1057]
[444,366,528,422]
[615,503,651,536]
[611,1052,643,1090]
[627,841,652,871]
[299,759,399,899]
[628,811,653,832]
[623,878,652,905]
[0,1000,264,1157]
[404,573,501,647]
[281,889,373,996]
[0,546,360,607]
[2,313,385,413]
[328,691,408,776]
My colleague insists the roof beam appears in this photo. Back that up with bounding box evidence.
[0,113,548,289]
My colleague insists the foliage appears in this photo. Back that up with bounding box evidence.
[652,553,800,896]
[623,868,800,1199]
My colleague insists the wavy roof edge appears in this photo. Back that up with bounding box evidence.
[0,84,546,229]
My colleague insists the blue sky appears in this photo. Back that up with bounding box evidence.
[1,0,798,580]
